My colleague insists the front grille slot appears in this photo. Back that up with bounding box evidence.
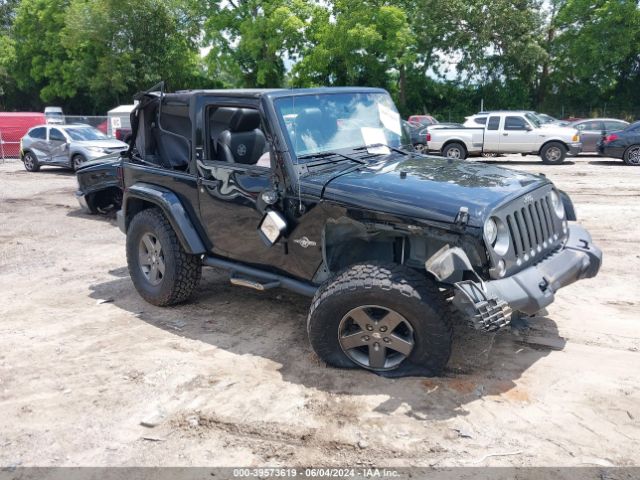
[497,189,562,266]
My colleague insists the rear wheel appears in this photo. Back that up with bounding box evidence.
[540,142,566,164]
[71,154,86,171]
[414,143,427,154]
[442,142,467,160]
[623,145,640,166]
[307,263,452,376]
[126,208,202,306]
[23,152,40,172]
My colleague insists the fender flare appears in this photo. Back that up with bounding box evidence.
[123,182,206,254]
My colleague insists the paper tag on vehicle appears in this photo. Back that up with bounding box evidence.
[378,103,402,135]
[111,116,122,129]
[361,127,390,154]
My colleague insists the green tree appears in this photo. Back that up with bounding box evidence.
[549,0,640,116]
[291,0,414,109]
[62,0,206,112]
[203,0,313,88]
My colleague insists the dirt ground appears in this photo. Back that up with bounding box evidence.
[0,153,639,468]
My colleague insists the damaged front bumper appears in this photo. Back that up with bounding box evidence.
[429,224,602,331]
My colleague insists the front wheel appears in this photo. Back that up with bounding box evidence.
[126,208,202,306]
[71,154,86,171]
[623,145,640,166]
[307,263,452,377]
[442,142,467,160]
[23,152,40,172]
[540,142,566,164]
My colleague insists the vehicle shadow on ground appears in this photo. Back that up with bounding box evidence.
[588,160,623,166]
[479,158,576,166]
[66,208,118,222]
[89,267,566,421]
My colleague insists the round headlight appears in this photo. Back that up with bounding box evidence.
[484,218,498,245]
[550,190,565,218]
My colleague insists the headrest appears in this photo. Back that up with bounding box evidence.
[210,107,237,125]
[229,108,261,132]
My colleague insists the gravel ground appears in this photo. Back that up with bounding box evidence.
[0,153,638,467]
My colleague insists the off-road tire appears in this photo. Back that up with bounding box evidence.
[307,263,452,377]
[623,145,640,166]
[23,152,40,172]
[71,154,86,171]
[442,142,467,160]
[540,142,566,164]
[126,208,201,306]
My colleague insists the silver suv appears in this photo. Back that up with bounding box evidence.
[20,124,128,172]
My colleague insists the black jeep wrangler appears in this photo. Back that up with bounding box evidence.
[116,86,602,376]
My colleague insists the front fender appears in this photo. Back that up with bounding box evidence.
[122,183,206,254]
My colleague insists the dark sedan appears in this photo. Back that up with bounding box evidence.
[569,118,629,153]
[75,154,123,213]
[597,121,640,165]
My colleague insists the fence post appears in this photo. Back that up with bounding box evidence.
[0,130,4,164]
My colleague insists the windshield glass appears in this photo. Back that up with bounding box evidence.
[274,92,409,159]
[525,113,542,128]
[65,127,107,141]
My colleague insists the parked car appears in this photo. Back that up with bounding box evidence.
[405,122,463,153]
[429,111,582,163]
[75,155,123,213]
[20,124,128,172]
[0,112,46,157]
[464,111,567,128]
[536,113,569,126]
[44,106,65,125]
[407,114,438,127]
[114,85,601,377]
[568,118,629,153]
[597,121,640,165]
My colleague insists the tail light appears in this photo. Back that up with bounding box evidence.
[426,132,431,142]
[605,133,619,143]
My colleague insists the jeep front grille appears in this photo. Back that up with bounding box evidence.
[487,185,565,278]
[505,194,560,264]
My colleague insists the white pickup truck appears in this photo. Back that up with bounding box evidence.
[427,111,582,164]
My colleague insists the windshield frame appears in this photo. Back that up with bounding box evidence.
[272,91,411,163]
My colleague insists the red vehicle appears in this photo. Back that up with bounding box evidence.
[0,112,46,157]
[407,114,438,127]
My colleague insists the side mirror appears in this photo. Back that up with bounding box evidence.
[525,125,533,131]
[258,210,287,246]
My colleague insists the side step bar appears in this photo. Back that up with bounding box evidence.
[230,275,280,291]
[203,256,318,298]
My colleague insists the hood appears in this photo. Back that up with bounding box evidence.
[301,156,549,227]
[77,153,122,170]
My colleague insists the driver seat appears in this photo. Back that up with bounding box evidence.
[216,109,265,165]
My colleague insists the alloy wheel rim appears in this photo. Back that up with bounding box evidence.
[338,305,415,371]
[447,148,461,159]
[547,147,561,161]
[138,232,165,286]
[73,156,83,169]
[24,155,33,169]
[629,147,640,165]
